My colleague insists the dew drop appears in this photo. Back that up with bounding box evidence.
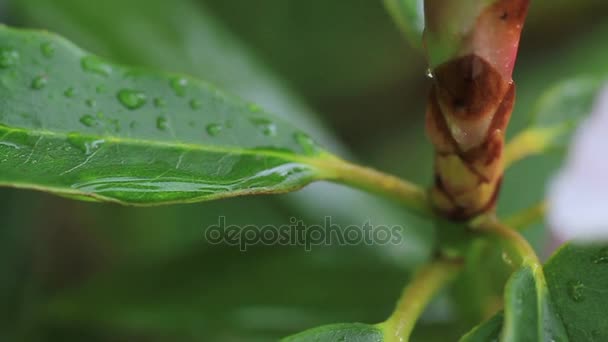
[501,251,514,266]
[117,89,147,110]
[206,123,222,136]
[0,48,19,68]
[189,99,202,110]
[154,97,166,108]
[86,98,96,108]
[170,77,188,97]
[40,42,55,58]
[567,280,585,302]
[31,75,47,90]
[156,116,169,131]
[593,247,608,264]
[81,55,112,76]
[250,118,277,137]
[294,132,320,155]
[66,133,105,155]
[79,115,96,127]
[64,87,75,98]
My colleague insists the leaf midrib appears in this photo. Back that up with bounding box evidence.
[0,123,329,166]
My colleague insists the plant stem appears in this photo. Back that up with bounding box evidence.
[473,217,541,267]
[317,156,432,216]
[379,258,463,342]
[504,201,547,230]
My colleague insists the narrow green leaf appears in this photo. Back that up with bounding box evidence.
[530,77,605,150]
[502,77,606,230]
[506,77,605,167]
[383,0,424,47]
[282,323,383,342]
[0,26,337,205]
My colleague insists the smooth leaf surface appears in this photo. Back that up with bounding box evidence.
[383,0,424,47]
[282,323,383,342]
[0,26,340,205]
[545,244,608,341]
[500,265,566,342]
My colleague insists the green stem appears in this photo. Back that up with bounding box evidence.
[504,201,547,231]
[379,258,463,342]
[317,156,432,216]
[474,217,541,267]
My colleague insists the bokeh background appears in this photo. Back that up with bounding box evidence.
[1,0,607,341]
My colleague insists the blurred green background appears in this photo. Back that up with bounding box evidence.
[1,0,608,341]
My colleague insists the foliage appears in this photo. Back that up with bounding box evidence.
[0,0,607,341]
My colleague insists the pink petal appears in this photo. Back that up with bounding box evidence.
[548,85,608,242]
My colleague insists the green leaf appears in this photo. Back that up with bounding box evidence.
[12,3,435,269]
[545,244,608,341]
[500,265,567,341]
[530,77,605,151]
[282,323,383,342]
[0,25,343,205]
[463,244,608,341]
[459,312,502,342]
[383,0,424,47]
[460,264,567,341]
[506,77,606,167]
[502,77,606,230]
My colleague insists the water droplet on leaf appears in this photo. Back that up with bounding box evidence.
[170,77,188,97]
[64,87,75,98]
[250,118,277,137]
[567,280,585,302]
[79,115,96,127]
[117,89,147,110]
[0,48,19,68]
[66,133,104,155]
[154,97,166,108]
[294,132,320,155]
[156,116,168,131]
[31,75,47,90]
[206,123,222,136]
[189,99,202,110]
[86,99,96,108]
[81,55,112,76]
[40,42,55,58]
[593,247,608,264]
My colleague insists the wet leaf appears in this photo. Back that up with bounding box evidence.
[462,244,608,341]
[0,26,340,205]
[282,323,383,342]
